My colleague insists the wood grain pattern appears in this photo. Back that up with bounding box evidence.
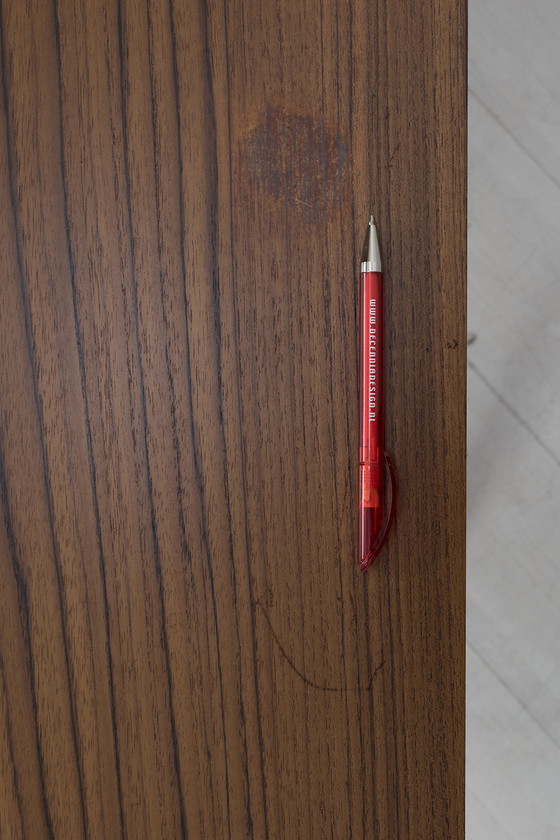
[0,0,466,837]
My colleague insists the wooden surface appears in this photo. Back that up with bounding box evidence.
[0,0,465,838]
[468,0,560,835]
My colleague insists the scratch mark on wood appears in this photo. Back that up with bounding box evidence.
[254,601,383,693]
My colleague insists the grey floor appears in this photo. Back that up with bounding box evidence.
[468,0,560,837]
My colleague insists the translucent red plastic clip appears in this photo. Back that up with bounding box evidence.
[358,450,397,573]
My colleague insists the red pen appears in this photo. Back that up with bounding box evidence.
[358,217,396,571]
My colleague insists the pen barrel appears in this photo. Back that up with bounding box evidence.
[359,271,384,462]
[359,270,384,565]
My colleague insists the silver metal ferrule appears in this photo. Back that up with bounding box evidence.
[360,260,382,273]
[361,216,382,272]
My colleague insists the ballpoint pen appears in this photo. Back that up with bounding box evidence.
[358,216,396,571]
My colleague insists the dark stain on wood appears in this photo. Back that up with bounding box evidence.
[240,105,348,219]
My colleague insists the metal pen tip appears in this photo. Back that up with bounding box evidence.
[361,216,382,271]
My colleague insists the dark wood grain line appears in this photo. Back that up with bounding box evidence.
[316,12,355,832]
[221,0,271,834]
[346,2,359,326]
[103,8,143,532]
[282,212,314,836]
[326,246,355,836]
[344,6,375,835]
[0,651,25,837]
[144,8,220,836]
[203,86,255,840]
[98,37,150,836]
[0,451,54,840]
[262,9,314,818]
[116,4,188,837]
[340,4,375,831]
[0,15,88,834]
[165,17,235,839]
[292,266,314,840]
[14,179,90,840]
[50,2,126,836]
[347,3,380,830]
[374,0,403,834]
[167,2,234,836]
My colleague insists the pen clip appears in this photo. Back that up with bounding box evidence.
[359,450,396,573]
